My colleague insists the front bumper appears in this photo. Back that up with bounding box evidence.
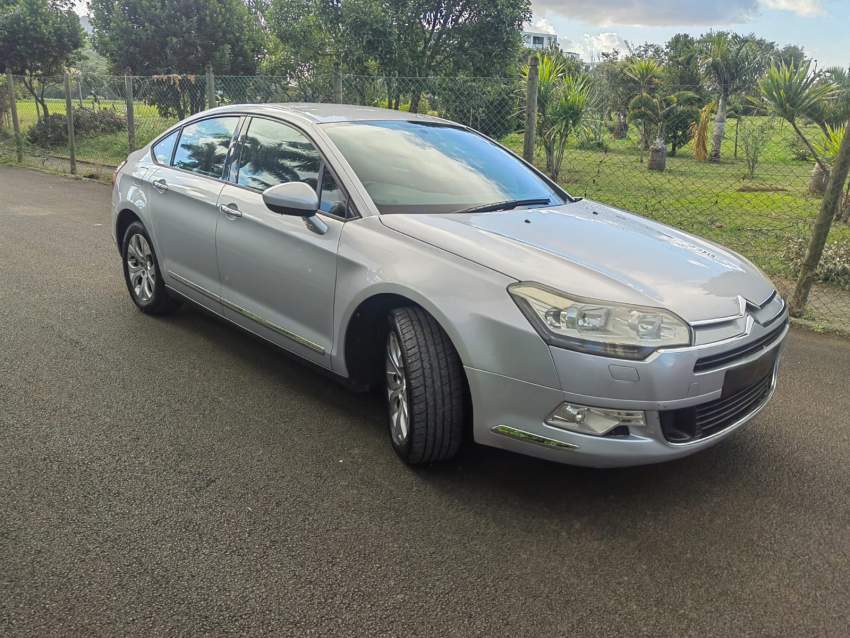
[467,316,789,468]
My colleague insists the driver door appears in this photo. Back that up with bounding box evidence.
[214,116,347,366]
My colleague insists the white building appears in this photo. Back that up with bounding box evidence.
[522,31,558,50]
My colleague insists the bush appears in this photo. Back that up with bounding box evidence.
[26,114,69,147]
[26,108,127,148]
[788,135,812,161]
[785,237,850,290]
[74,107,126,136]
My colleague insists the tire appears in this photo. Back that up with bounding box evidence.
[121,221,180,315]
[385,306,465,464]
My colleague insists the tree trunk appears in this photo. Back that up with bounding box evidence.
[648,138,667,171]
[710,92,727,162]
[790,116,850,315]
[808,163,829,196]
[408,89,422,114]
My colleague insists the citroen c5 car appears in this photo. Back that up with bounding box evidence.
[111,103,788,467]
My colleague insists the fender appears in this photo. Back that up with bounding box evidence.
[331,216,561,389]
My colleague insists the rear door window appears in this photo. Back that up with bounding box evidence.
[173,116,240,178]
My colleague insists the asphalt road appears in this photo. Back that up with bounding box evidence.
[1,165,849,637]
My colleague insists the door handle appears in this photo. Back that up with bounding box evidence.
[219,203,242,218]
[152,178,168,193]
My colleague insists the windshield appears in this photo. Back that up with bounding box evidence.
[322,121,566,214]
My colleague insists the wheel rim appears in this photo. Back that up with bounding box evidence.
[126,233,156,303]
[386,330,409,446]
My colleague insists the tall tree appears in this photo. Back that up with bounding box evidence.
[89,0,264,117]
[0,0,83,119]
[89,0,263,75]
[699,32,762,162]
[664,34,702,93]
[266,0,530,111]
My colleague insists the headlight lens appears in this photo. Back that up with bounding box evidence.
[509,282,691,359]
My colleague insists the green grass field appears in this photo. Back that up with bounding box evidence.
[3,97,848,329]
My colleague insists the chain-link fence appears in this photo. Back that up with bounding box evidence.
[2,71,848,333]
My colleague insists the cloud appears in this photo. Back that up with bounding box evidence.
[527,17,557,34]
[561,33,627,60]
[759,0,824,16]
[531,0,825,26]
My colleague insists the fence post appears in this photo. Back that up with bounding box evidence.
[206,64,216,110]
[334,61,343,104]
[6,71,23,163]
[124,73,135,152]
[523,54,539,163]
[64,72,76,175]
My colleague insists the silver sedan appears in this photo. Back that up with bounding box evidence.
[111,104,788,467]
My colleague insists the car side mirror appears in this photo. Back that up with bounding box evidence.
[262,182,319,217]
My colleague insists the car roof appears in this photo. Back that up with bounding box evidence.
[208,102,453,125]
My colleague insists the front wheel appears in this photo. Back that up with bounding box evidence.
[385,307,465,464]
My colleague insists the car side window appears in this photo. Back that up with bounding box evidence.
[319,166,347,217]
[152,130,178,165]
[172,116,240,178]
[234,118,321,191]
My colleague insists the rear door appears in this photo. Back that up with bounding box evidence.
[215,116,348,365]
[148,115,241,302]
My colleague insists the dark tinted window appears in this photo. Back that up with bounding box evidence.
[319,167,347,217]
[173,116,239,178]
[323,121,564,214]
[152,130,178,165]
[235,118,321,191]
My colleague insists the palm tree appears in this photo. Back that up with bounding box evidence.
[628,90,700,170]
[760,61,838,192]
[699,32,760,162]
[546,74,592,180]
[624,58,662,152]
[524,54,567,175]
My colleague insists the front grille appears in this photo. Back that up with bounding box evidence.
[660,373,773,443]
[694,320,787,373]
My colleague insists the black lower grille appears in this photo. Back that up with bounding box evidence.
[694,320,787,372]
[660,373,773,443]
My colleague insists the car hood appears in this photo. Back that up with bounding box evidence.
[378,199,775,324]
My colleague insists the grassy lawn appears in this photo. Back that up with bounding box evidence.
[11,98,175,164]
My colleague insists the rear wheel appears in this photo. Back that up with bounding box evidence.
[121,221,180,315]
[385,307,465,464]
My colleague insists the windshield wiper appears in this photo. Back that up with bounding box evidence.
[452,198,551,215]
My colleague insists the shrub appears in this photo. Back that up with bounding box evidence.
[26,114,69,147]
[74,107,126,136]
[785,237,850,289]
[788,135,812,161]
[26,108,127,148]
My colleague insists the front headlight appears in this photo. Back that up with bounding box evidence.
[508,282,691,360]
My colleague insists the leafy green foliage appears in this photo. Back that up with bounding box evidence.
[26,106,126,147]
[89,0,263,76]
[760,61,838,171]
[0,0,83,117]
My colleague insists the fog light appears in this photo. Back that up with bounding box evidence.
[546,402,646,436]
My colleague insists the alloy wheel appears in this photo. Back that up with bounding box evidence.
[126,233,156,303]
[385,330,410,446]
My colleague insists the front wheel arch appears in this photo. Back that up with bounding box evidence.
[342,292,468,392]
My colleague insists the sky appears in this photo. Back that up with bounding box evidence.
[528,0,849,69]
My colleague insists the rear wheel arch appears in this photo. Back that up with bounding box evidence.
[115,209,142,251]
